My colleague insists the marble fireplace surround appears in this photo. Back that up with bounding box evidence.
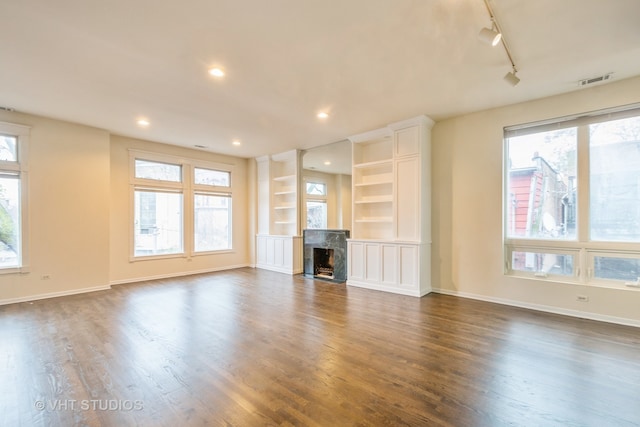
[303,229,350,283]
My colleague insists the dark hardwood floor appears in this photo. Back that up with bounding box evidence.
[1,268,639,426]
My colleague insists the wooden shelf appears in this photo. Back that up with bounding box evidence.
[354,197,393,204]
[355,217,393,223]
[274,205,296,210]
[274,190,296,196]
[353,159,392,169]
[354,180,392,187]
[273,174,296,182]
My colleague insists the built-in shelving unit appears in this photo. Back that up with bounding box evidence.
[255,150,303,275]
[351,132,395,241]
[347,115,434,297]
[270,152,299,236]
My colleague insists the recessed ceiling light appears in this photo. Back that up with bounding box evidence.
[324,161,331,166]
[317,112,329,119]
[137,119,150,127]
[209,68,225,77]
[232,140,241,146]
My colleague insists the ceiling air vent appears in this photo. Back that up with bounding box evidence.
[579,73,612,87]
[0,106,15,112]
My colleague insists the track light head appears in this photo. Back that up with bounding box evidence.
[504,70,520,86]
[479,26,502,46]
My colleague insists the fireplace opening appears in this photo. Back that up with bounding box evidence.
[313,248,334,279]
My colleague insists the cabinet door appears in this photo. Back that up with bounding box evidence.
[364,243,381,282]
[348,241,364,280]
[395,126,420,157]
[396,157,419,241]
[381,244,397,285]
[399,245,418,287]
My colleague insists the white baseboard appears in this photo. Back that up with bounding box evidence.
[109,263,251,286]
[255,263,303,275]
[0,284,111,306]
[432,288,640,328]
[347,279,425,297]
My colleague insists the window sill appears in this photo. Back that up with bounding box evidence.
[0,266,30,275]
[505,272,640,291]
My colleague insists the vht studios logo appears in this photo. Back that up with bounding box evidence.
[34,399,144,412]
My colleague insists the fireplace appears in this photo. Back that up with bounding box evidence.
[313,248,334,279]
[303,229,349,283]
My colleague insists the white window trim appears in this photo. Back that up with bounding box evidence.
[0,121,30,274]
[129,149,234,261]
[303,177,328,229]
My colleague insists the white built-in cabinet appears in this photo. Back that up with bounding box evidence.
[256,150,303,274]
[347,115,434,296]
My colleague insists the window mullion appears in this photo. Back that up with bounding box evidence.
[576,124,590,244]
[184,164,194,257]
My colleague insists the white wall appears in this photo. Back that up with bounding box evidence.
[0,110,253,304]
[0,111,111,303]
[431,75,640,326]
[109,135,251,284]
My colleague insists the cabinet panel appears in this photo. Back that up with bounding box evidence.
[364,243,380,282]
[399,245,417,286]
[395,126,419,157]
[257,236,267,264]
[256,235,302,274]
[396,157,419,241]
[348,242,364,280]
[382,244,397,284]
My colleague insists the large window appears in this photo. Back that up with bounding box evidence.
[131,153,232,259]
[0,122,29,273]
[504,105,640,287]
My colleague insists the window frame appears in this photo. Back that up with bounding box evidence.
[304,178,328,230]
[191,162,232,254]
[503,104,640,289]
[129,150,233,261]
[0,121,29,274]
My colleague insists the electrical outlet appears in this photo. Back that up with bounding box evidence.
[576,295,589,302]
[41,274,51,280]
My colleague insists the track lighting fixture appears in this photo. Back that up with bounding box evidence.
[480,0,520,86]
[504,68,520,86]
[478,24,501,46]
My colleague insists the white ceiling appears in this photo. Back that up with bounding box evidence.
[2,0,640,160]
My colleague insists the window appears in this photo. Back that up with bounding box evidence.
[0,123,29,273]
[306,182,326,196]
[194,167,230,187]
[504,105,640,287]
[193,166,231,252]
[305,180,327,229]
[589,117,640,242]
[131,152,232,259]
[134,190,183,256]
[0,122,29,273]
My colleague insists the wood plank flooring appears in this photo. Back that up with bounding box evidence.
[1,267,639,426]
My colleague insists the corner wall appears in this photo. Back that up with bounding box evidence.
[431,75,640,326]
[0,111,111,303]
